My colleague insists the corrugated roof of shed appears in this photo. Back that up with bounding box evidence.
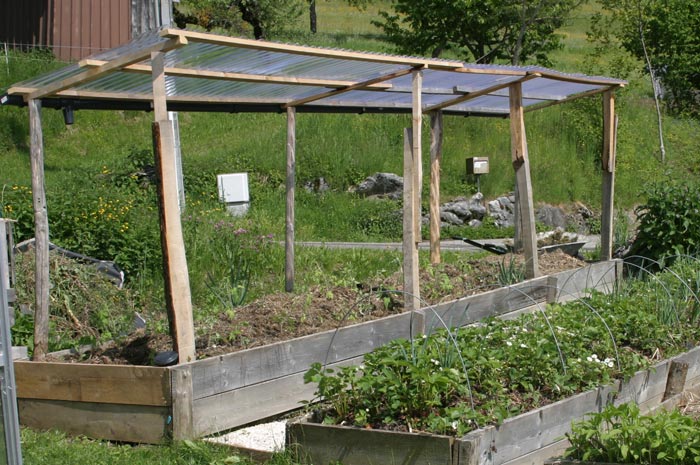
[2,28,626,116]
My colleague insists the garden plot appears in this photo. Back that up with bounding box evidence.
[14,260,619,443]
[289,257,700,465]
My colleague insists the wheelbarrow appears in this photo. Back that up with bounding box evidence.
[452,236,511,255]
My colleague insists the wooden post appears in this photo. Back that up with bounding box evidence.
[171,365,194,440]
[429,111,443,264]
[403,129,420,312]
[28,99,49,361]
[513,183,523,252]
[601,91,616,261]
[151,51,195,364]
[509,83,539,279]
[285,107,296,293]
[413,70,423,245]
[403,69,422,311]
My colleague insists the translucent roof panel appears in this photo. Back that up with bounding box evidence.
[3,28,627,117]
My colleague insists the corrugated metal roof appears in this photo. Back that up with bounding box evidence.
[3,28,626,117]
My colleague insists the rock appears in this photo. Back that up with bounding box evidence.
[442,201,472,221]
[487,199,502,212]
[354,173,403,199]
[469,203,487,220]
[303,177,330,193]
[536,205,568,230]
[468,219,482,228]
[440,210,463,225]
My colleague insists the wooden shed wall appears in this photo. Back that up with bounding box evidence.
[0,0,160,62]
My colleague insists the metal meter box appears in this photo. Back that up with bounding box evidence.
[217,173,250,217]
[466,157,490,175]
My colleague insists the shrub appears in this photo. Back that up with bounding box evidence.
[628,180,700,261]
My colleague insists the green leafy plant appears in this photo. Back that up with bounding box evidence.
[304,259,700,437]
[628,181,700,261]
[497,256,525,285]
[566,402,700,464]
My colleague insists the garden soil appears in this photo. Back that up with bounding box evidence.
[47,250,583,365]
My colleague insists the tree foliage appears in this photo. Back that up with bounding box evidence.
[592,0,700,116]
[174,0,304,39]
[372,0,583,64]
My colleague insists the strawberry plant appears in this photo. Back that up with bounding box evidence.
[305,258,700,436]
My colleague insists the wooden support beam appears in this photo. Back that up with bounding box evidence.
[162,28,463,70]
[283,67,416,108]
[413,71,422,246]
[403,128,419,312]
[79,61,394,90]
[524,86,623,113]
[403,70,422,312]
[600,91,617,261]
[28,99,49,361]
[285,107,296,293]
[509,83,539,279]
[151,52,168,121]
[429,111,443,264]
[151,51,195,364]
[424,73,539,113]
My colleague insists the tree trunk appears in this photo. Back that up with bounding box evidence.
[309,0,317,34]
[239,4,265,39]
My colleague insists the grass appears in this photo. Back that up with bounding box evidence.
[20,428,301,465]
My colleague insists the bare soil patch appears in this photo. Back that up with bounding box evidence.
[50,250,584,365]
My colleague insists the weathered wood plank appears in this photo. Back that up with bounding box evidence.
[288,421,454,465]
[171,365,195,440]
[285,106,296,292]
[600,91,617,261]
[189,311,419,399]
[510,82,538,279]
[554,261,619,302]
[29,99,50,361]
[424,277,551,333]
[152,119,196,363]
[18,399,170,444]
[192,356,364,437]
[429,111,443,265]
[14,361,171,406]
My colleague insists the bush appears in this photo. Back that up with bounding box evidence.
[628,180,700,261]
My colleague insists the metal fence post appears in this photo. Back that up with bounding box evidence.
[0,219,23,465]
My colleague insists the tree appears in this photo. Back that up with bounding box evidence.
[372,0,584,64]
[174,0,303,39]
[594,0,700,117]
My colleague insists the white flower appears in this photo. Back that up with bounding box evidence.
[451,421,458,430]
[586,356,593,362]
[506,341,513,347]
[430,358,440,366]
[520,343,527,349]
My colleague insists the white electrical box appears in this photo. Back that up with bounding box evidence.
[217,173,250,216]
[466,157,490,175]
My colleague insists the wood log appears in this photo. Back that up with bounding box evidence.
[29,99,50,361]
[285,107,296,292]
[429,111,443,264]
[509,83,539,279]
[600,91,616,260]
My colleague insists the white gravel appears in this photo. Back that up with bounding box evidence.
[207,420,287,453]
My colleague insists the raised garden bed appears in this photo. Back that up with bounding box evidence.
[287,346,700,465]
[15,260,620,443]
